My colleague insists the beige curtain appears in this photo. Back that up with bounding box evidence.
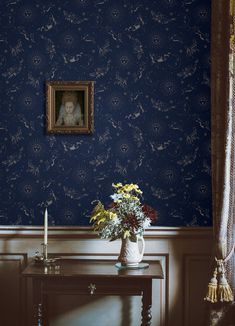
[204,1,234,324]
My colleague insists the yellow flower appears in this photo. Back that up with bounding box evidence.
[97,218,106,225]
[109,212,117,219]
[90,212,101,222]
[90,201,117,227]
[123,193,131,199]
[129,184,142,193]
[118,183,142,195]
[90,201,104,222]
[133,189,142,195]
[112,183,123,188]
[130,195,140,201]
[123,230,131,238]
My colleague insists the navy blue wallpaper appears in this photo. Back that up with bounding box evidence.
[0,0,212,227]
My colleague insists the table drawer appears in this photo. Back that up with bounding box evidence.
[43,277,145,296]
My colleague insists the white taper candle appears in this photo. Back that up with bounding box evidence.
[44,208,48,245]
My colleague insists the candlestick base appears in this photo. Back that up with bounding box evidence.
[44,258,59,266]
[34,243,60,267]
[33,251,44,264]
[33,244,48,265]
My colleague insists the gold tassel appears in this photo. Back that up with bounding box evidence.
[218,272,234,302]
[216,259,234,303]
[205,249,234,303]
[204,268,218,303]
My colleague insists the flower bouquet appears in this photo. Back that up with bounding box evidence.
[90,183,157,242]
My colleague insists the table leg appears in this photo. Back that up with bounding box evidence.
[32,279,43,326]
[34,303,43,326]
[141,280,152,326]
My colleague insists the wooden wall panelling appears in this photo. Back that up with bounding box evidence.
[183,254,211,326]
[0,227,213,326]
[0,253,27,326]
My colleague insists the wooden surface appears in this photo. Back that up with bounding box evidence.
[22,259,163,326]
[22,259,164,279]
[0,228,213,326]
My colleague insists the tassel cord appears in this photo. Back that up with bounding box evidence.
[204,247,234,303]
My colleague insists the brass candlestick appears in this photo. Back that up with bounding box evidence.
[33,244,47,265]
[34,243,60,268]
[42,243,48,261]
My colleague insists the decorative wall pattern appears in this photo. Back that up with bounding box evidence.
[0,0,211,226]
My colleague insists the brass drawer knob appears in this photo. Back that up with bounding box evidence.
[88,283,96,295]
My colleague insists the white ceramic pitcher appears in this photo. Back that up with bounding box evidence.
[118,236,145,267]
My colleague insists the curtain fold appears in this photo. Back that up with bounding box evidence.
[204,1,234,324]
[210,0,234,291]
[215,0,235,292]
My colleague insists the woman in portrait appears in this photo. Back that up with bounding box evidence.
[56,91,83,126]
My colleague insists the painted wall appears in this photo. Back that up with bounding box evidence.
[0,0,211,226]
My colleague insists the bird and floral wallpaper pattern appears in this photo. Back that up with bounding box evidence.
[0,0,212,226]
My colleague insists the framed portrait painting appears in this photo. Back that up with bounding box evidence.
[46,81,94,134]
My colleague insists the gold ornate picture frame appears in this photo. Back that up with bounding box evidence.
[46,81,94,134]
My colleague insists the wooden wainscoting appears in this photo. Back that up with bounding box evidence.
[0,253,27,326]
[0,227,213,326]
[183,254,211,326]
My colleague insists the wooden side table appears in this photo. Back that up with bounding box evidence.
[22,259,163,326]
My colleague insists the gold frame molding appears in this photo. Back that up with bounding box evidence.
[46,80,94,134]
